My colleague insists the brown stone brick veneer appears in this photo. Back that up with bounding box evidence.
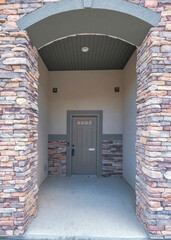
[0,16,39,236]
[0,0,170,238]
[102,139,123,177]
[48,139,123,177]
[136,1,171,238]
[48,141,67,176]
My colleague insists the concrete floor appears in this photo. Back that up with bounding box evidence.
[24,176,148,240]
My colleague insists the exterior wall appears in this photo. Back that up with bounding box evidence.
[0,0,170,239]
[102,138,123,177]
[0,19,39,235]
[135,1,171,239]
[123,52,137,189]
[37,56,49,187]
[48,70,123,177]
[48,70,123,135]
[48,140,67,176]
[48,138,123,177]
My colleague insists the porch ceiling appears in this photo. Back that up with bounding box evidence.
[39,35,136,71]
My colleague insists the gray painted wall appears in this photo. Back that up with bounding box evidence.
[48,70,123,134]
[37,56,49,187]
[123,52,137,189]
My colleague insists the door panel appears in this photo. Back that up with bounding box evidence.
[71,116,97,175]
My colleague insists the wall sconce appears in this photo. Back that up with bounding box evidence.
[53,88,58,93]
[114,87,120,92]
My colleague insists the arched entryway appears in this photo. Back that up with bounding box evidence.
[0,0,170,239]
[17,0,160,49]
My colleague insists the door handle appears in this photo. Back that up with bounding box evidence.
[88,148,95,151]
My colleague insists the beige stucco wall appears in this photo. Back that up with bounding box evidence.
[123,51,137,189]
[48,70,123,134]
[37,56,49,187]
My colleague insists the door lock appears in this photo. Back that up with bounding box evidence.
[72,148,75,156]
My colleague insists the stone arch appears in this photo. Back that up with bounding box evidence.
[17,0,161,49]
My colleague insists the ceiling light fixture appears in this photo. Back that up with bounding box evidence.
[81,47,89,53]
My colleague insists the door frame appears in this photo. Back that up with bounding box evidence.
[67,110,103,177]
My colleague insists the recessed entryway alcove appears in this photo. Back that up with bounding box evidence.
[36,33,139,182]
[23,33,146,239]
[8,0,162,239]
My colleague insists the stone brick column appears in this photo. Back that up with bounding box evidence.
[136,1,171,239]
[0,3,39,235]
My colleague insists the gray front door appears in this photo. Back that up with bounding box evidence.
[71,116,97,175]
